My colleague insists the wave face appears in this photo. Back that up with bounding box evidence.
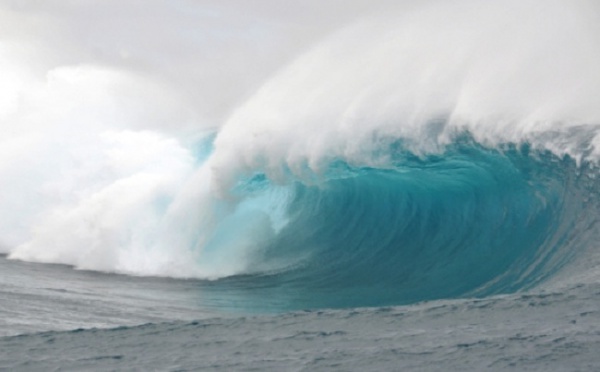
[3,0,600,310]
[199,134,600,310]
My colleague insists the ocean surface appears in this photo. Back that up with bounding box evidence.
[3,254,600,371]
[2,0,600,370]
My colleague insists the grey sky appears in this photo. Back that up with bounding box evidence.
[0,0,414,131]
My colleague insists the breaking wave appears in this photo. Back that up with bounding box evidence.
[3,0,600,309]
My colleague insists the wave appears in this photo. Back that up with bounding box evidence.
[3,0,600,310]
[198,133,600,309]
[10,130,600,310]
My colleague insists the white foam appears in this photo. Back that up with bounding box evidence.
[209,0,600,191]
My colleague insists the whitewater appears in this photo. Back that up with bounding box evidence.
[2,0,600,370]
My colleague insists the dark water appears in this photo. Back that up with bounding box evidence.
[3,253,600,371]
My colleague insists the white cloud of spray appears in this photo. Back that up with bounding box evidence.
[1,0,600,278]
[210,0,600,189]
[1,0,393,276]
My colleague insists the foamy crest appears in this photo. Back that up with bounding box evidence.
[209,0,600,190]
